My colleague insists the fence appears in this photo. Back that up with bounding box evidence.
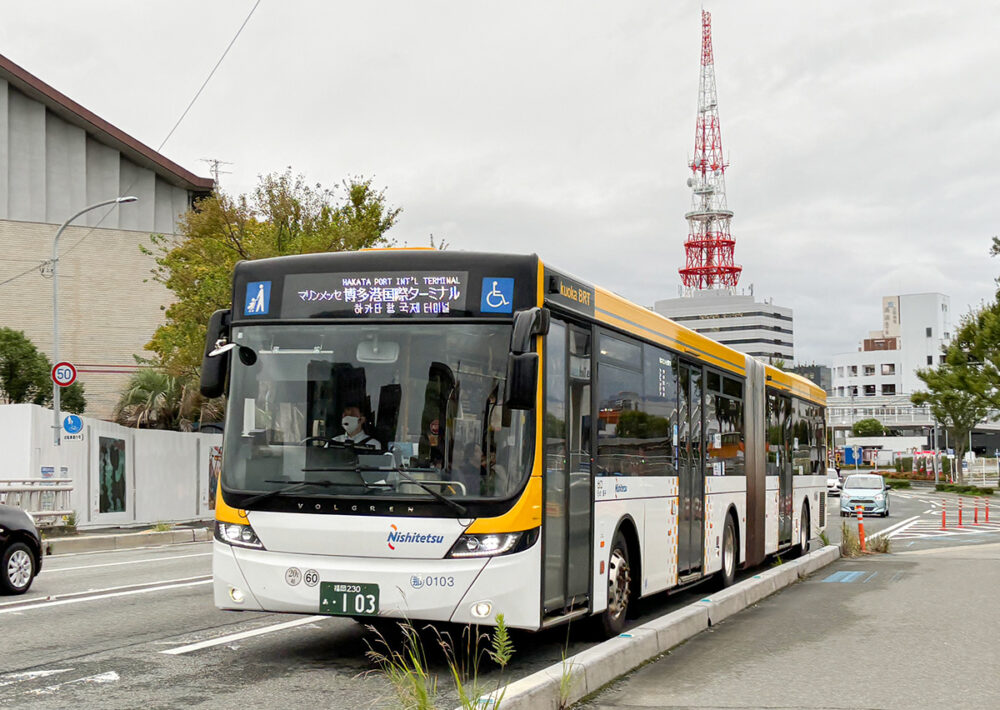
[0,403,222,529]
[0,478,73,526]
[967,458,999,487]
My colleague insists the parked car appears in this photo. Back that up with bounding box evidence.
[840,474,890,518]
[0,503,43,594]
[826,468,842,496]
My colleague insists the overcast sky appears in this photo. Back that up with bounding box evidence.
[2,1,998,364]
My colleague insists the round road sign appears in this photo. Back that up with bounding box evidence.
[52,361,77,387]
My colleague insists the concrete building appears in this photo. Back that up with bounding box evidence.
[823,292,1000,454]
[0,53,213,418]
[653,290,794,365]
[830,294,952,399]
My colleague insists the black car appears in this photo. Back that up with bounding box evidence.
[0,503,42,594]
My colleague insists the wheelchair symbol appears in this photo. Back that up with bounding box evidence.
[480,277,514,313]
[485,281,510,309]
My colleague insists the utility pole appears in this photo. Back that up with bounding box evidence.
[201,158,232,187]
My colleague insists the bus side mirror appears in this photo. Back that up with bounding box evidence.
[511,308,550,354]
[504,352,538,410]
[201,309,232,398]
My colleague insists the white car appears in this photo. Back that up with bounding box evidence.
[826,468,842,496]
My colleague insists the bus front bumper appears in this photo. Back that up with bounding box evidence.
[213,540,542,629]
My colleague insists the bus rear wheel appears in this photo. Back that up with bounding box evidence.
[599,532,631,638]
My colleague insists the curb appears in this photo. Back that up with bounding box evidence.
[474,544,841,710]
[45,527,212,555]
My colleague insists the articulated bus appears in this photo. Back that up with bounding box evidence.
[201,250,827,636]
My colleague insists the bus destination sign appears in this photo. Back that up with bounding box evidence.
[282,271,469,318]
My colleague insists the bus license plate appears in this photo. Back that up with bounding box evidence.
[319,582,379,616]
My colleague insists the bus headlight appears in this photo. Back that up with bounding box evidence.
[215,521,266,550]
[447,528,539,558]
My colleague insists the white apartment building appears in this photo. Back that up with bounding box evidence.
[653,289,794,365]
[831,294,952,399]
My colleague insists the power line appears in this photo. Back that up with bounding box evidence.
[1,0,262,286]
[0,261,46,288]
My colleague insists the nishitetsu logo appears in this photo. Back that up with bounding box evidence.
[387,523,445,550]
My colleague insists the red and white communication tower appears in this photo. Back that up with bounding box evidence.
[678,10,742,292]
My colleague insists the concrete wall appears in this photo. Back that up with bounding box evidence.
[2,84,191,233]
[0,403,221,529]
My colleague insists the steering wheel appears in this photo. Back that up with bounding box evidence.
[299,436,342,447]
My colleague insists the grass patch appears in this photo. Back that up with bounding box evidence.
[935,483,994,496]
[819,530,830,547]
[364,615,516,710]
[884,479,911,490]
[869,534,892,554]
[840,521,861,557]
[153,521,172,532]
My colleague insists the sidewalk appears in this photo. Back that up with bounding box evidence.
[578,542,1000,709]
[43,523,212,555]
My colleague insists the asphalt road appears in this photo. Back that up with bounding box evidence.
[3,489,995,709]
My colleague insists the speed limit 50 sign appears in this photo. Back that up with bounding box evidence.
[52,361,78,387]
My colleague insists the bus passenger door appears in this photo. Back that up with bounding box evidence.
[542,320,593,615]
[678,361,704,575]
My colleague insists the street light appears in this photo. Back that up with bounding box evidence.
[51,196,139,445]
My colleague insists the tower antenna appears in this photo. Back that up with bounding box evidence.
[678,10,741,293]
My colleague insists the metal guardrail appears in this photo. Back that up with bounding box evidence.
[0,478,73,526]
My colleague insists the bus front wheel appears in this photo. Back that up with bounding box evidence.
[599,532,631,638]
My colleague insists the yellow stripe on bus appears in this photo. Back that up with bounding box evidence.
[465,476,543,534]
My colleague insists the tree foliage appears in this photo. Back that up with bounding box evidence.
[113,368,223,431]
[851,417,886,437]
[617,410,670,439]
[143,170,401,375]
[0,327,86,413]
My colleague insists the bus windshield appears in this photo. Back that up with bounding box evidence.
[222,323,532,504]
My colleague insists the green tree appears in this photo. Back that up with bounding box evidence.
[143,170,400,375]
[113,368,223,431]
[851,418,885,437]
[912,360,990,484]
[948,296,1000,410]
[0,327,86,413]
[616,410,670,439]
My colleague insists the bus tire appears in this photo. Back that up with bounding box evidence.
[796,506,810,557]
[599,531,631,638]
[719,515,737,589]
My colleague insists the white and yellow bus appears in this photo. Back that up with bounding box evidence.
[201,250,827,636]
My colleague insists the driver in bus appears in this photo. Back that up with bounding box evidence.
[332,405,381,450]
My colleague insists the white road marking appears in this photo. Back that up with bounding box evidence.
[27,671,119,695]
[866,516,920,541]
[885,519,921,539]
[0,669,73,688]
[0,577,211,615]
[43,552,211,574]
[46,540,212,559]
[161,615,328,655]
[0,575,213,609]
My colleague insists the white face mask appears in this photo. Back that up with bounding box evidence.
[342,416,360,434]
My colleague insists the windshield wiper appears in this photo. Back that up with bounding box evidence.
[241,478,386,509]
[391,468,467,516]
